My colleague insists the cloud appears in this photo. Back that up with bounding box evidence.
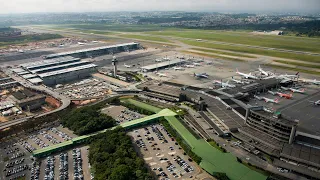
[0,0,319,14]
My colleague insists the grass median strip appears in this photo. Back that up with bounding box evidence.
[181,40,320,63]
[182,50,245,62]
[191,48,256,58]
[273,60,320,69]
[118,34,171,43]
[266,64,320,76]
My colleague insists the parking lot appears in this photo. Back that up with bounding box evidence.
[129,124,199,180]
[38,146,92,180]
[0,125,79,180]
[101,105,144,125]
[55,78,112,99]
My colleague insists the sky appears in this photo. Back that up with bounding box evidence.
[0,0,319,14]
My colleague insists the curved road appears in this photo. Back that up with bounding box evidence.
[0,69,71,130]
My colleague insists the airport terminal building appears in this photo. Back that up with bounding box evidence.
[138,79,320,179]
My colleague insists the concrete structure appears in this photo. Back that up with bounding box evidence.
[0,77,19,89]
[17,56,97,85]
[112,56,118,77]
[141,59,185,72]
[11,89,46,111]
[44,42,140,59]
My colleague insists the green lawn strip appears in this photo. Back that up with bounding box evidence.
[182,50,245,62]
[181,40,320,63]
[191,48,256,58]
[147,30,320,53]
[120,98,162,113]
[273,60,320,69]
[208,140,227,153]
[119,34,171,43]
[266,64,320,76]
[165,116,267,180]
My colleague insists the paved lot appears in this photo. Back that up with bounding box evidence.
[101,105,144,125]
[129,124,205,180]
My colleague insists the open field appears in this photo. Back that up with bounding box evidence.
[273,60,320,69]
[119,34,172,43]
[50,24,178,32]
[266,64,320,76]
[182,50,246,62]
[191,48,256,58]
[146,30,320,53]
[181,40,320,63]
[0,34,63,47]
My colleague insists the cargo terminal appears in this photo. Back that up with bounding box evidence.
[12,56,97,85]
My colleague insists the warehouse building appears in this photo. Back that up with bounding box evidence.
[17,56,97,85]
[44,42,140,59]
[11,89,46,111]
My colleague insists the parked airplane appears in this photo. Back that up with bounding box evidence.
[77,42,86,45]
[281,87,305,94]
[258,65,271,76]
[231,77,245,84]
[155,59,163,62]
[310,100,320,106]
[263,97,280,103]
[194,73,208,78]
[193,62,201,66]
[213,80,236,88]
[173,67,185,71]
[277,92,293,99]
[163,57,170,61]
[283,72,300,79]
[185,64,195,68]
[301,79,320,85]
[236,69,258,79]
[124,64,131,68]
[156,72,167,77]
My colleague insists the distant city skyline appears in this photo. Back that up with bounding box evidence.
[0,0,319,14]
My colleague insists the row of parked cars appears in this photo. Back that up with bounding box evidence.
[30,135,49,149]
[5,164,28,177]
[41,130,61,144]
[51,127,72,141]
[30,161,40,180]
[59,152,69,180]
[5,158,24,168]
[44,156,55,180]
[21,141,36,152]
[73,148,84,180]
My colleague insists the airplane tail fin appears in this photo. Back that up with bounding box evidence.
[236,68,239,73]
[301,88,305,92]
[275,98,279,103]
[194,73,196,76]
[296,72,300,75]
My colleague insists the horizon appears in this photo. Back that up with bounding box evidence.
[0,0,319,14]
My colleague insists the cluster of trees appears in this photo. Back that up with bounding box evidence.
[0,33,63,42]
[87,127,153,180]
[160,119,202,164]
[61,105,116,135]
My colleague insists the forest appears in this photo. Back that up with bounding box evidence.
[87,127,153,180]
[60,104,116,135]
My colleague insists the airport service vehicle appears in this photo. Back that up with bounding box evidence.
[173,67,185,71]
[310,100,320,106]
[194,73,208,78]
[185,64,195,68]
[213,80,235,88]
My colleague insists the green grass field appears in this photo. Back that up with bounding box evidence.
[52,24,178,32]
[191,48,256,58]
[120,99,162,113]
[273,60,320,69]
[119,34,171,43]
[181,40,320,63]
[146,30,320,53]
[266,64,320,76]
[182,50,245,62]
